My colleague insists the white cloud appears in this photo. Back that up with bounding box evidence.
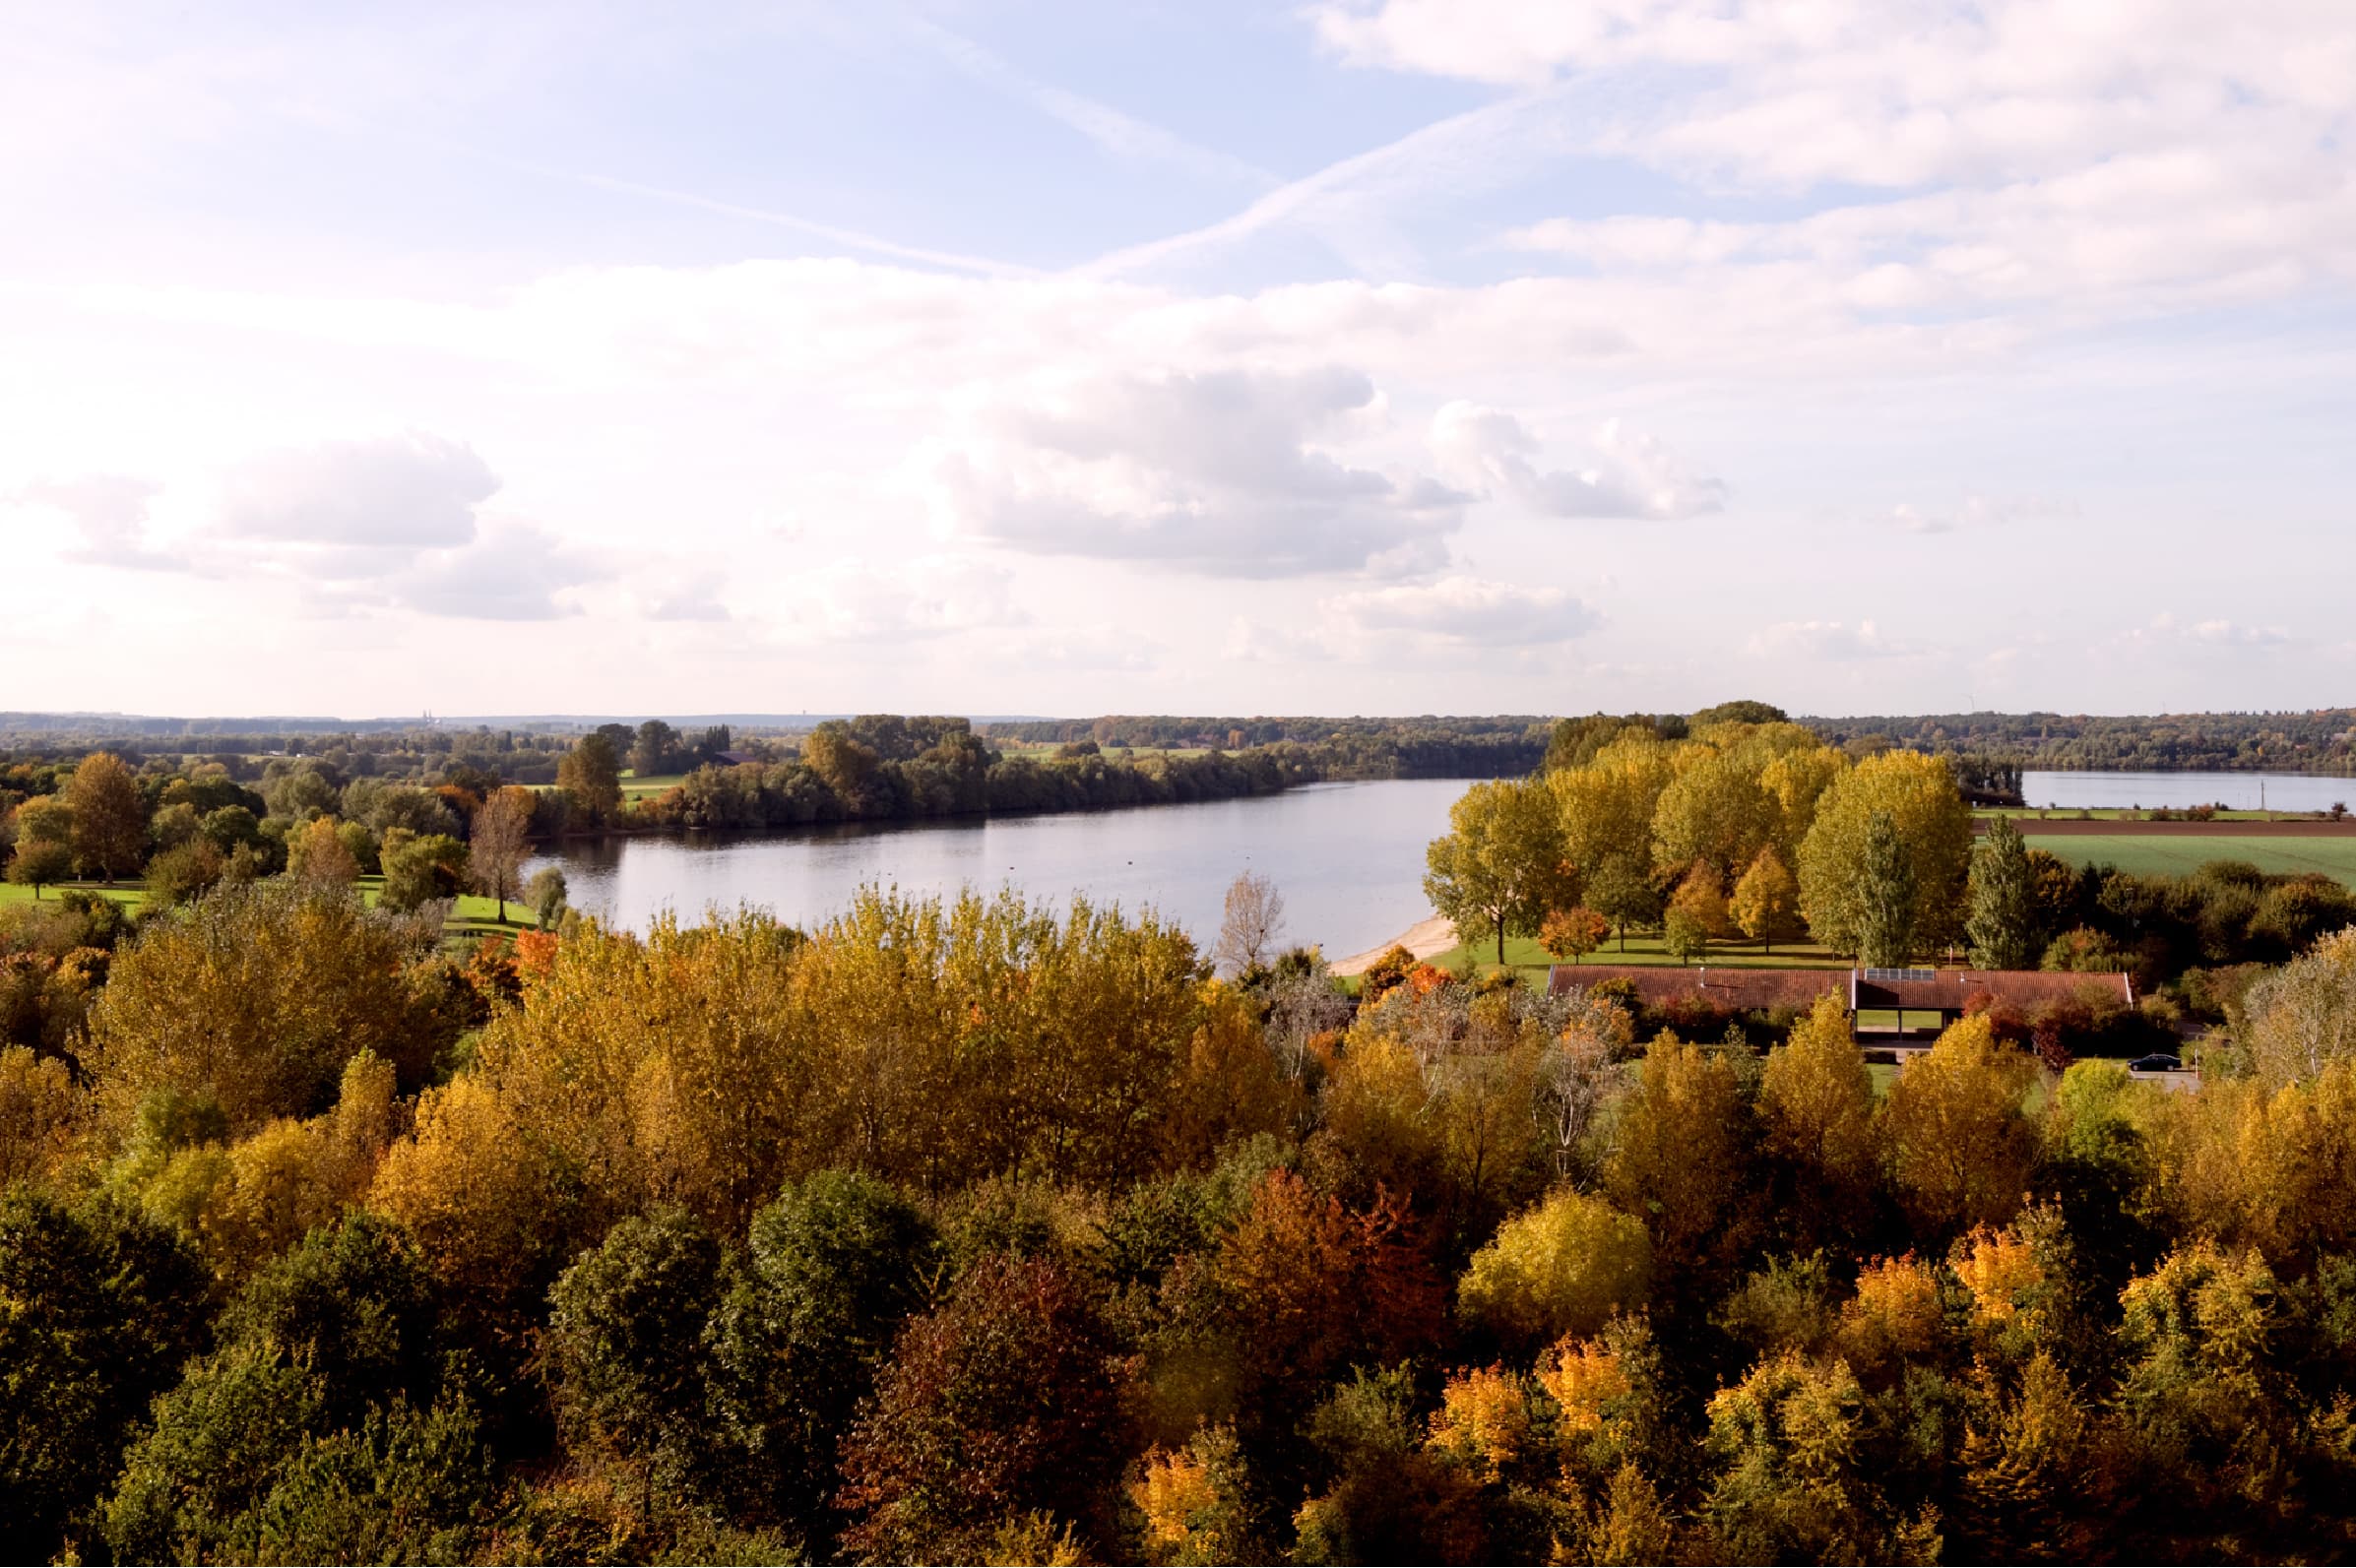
[926,366,1469,577]
[1325,574,1600,647]
[13,476,183,570]
[218,432,497,548]
[391,520,605,621]
[1431,404,1724,521]
[637,572,732,623]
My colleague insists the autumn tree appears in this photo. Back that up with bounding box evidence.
[557,732,624,821]
[1665,862,1729,964]
[1605,1039,1757,1287]
[1650,746,1777,880]
[286,815,359,888]
[468,786,535,922]
[1966,815,2040,970]
[1797,748,1973,957]
[837,1254,1129,1561]
[1457,1187,1651,1350]
[1880,1014,2040,1237]
[64,752,148,883]
[1730,845,1802,953]
[1759,994,1878,1239]
[86,879,452,1135]
[1211,870,1286,976]
[1539,906,1610,966]
[525,865,569,929]
[1425,778,1578,966]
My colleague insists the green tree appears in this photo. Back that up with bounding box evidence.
[707,1170,935,1539]
[1585,853,1662,953]
[546,1208,725,1496]
[557,733,624,820]
[631,719,681,779]
[0,1190,209,1562]
[381,833,468,912]
[1966,816,2040,970]
[1855,809,1920,968]
[525,865,569,930]
[1425,779,1578,966]
[6,838,73,900]
[1796,749,1973,957]
[64,752,148,883]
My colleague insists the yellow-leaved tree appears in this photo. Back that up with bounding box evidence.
[1795,749,1974,957]
[1879,1014,2040,1237]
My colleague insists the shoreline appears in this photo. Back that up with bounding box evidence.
[1328,914,1459,976]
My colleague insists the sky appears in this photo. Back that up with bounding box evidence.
[2,0,2352,721]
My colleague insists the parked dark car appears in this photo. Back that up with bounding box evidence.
[2130,1053,2183,1073]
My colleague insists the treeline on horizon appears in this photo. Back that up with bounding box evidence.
[10,871,2356,1563]
[1802,708,2356,776]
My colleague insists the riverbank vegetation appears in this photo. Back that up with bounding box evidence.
[8,856,2356,1561]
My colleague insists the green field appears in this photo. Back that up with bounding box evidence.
[1,876,534,942]
[618,771,688,799]
[2027,834,2356,886]
[1428,927,1847,985]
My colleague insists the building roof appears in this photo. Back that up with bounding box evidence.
[1547,965,1845,1011]
[1549,964,2134,1013]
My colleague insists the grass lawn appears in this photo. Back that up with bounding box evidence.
[5,875,537,944]
[2026,834,2356,886]
[0,880,146,909]
[618,771,688,799]
[1430,927,1848,986]
[1977,806,2306,823]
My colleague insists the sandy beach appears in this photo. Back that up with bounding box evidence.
[1327,913,1459,976]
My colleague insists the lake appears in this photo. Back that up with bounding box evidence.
[2024,770,2356,812]
[526,779,1467,959]
[530,768,2356,953]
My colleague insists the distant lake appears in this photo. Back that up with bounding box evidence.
[526,779,1468,959]
[2024,770,2356,812]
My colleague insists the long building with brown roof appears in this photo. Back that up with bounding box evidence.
[1547,964,2133,1036]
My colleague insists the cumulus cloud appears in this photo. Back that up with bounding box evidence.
[1431,405,1724,521]
[927,366,1468,577]
[387,521,605,621]
[1325,575,1601,647]
[1750,619,1911,660]
[218,432,498,547]
[13,475,185,570]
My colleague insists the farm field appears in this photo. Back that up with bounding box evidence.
[2026,833,2356,885]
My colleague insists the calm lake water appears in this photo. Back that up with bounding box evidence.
[2024,770,2356,812]
[526,779,1466,959]
[530,769,2356,953]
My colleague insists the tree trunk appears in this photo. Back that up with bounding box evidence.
[1496,923,1506,966]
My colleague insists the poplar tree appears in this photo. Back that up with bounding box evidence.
[1855,810,1919,968]
[1966,816,2040,970]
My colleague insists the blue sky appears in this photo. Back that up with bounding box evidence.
[4,1,2352,719]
